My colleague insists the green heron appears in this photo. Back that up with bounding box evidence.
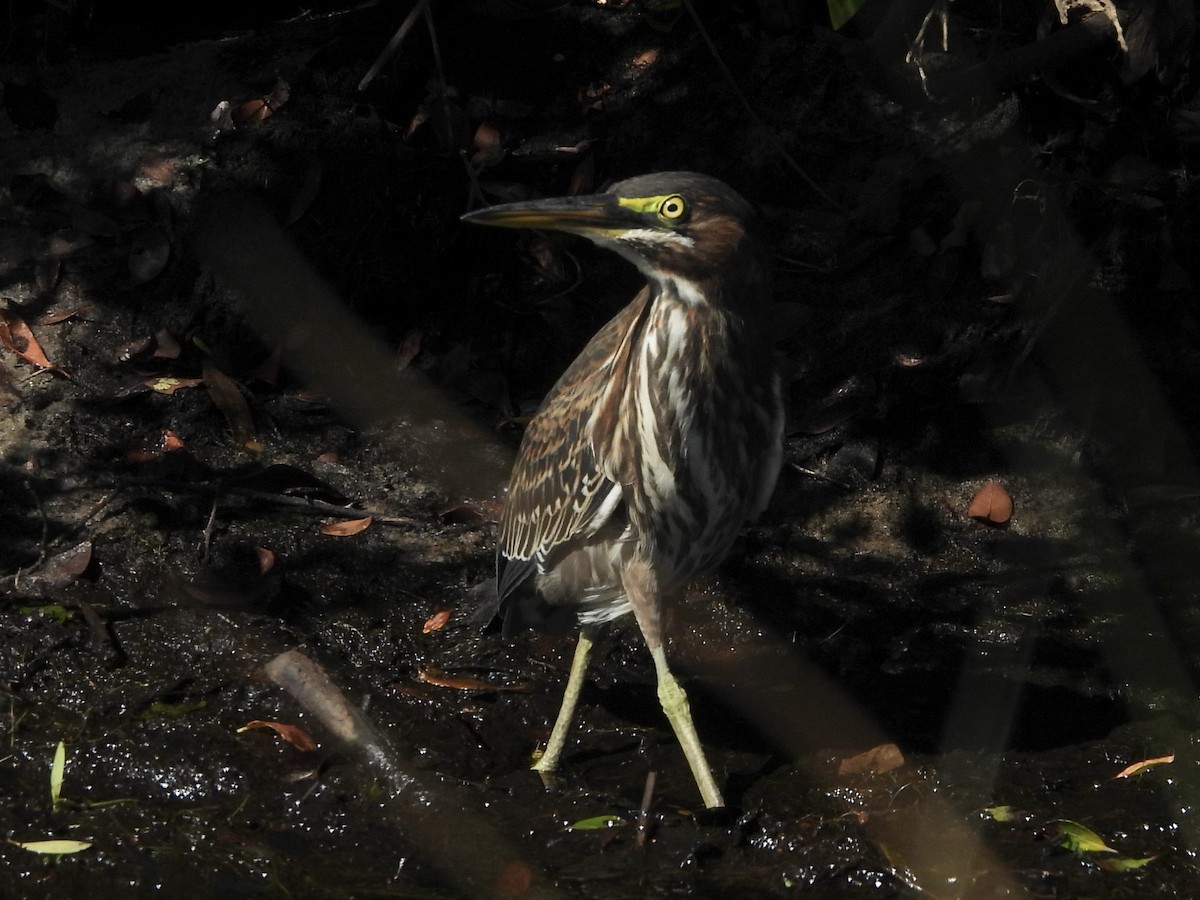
[463,172,783,809]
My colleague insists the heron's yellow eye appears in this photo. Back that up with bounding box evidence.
[658,195,686,220]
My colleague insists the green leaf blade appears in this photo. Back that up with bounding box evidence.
[50,741,66,809]
[567,814,625,832]
[827,0,868,30]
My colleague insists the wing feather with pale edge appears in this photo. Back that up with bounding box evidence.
[496,289,651,600]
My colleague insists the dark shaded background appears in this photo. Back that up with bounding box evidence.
[1,1,1199,896]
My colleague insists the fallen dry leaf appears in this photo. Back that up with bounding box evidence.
[17,542,92,592]
[233,97,271,127]
[231,78,291,129]
[837,742,905,776]
[256,546,276,575]
[631,48,659,68]
[152,328,181,359]
[423,609,452,633]
[321,516,373,536]
[1114,753,1175,779]
[967,481,1013,525]
[41,541,92,584]
[125,431,186,462]
[416,668,527,692]
[0,310,56,370]
[237,719,317,752]
[116,334,154,362]
[495,861,533,899]
[36,305,95,325]
[471,122,504,167]
[203,365,261,452]
[145,376,204,395]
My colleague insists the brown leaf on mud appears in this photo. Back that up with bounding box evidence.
[237,719,317,752]
[151,328,181,359]
[47,541,92,579]
[234,97,270,127]
[422,609,452,633]
[321,516,373,536]
[202,365,261,452]
[471,122,504,167]
[0,310,56,370]
[967,481,1013,525]
[36,304,95,325]
[145,376,204,395]
[416,668,529,692]
[256,546,277,575]
[1114,753,1174,779]
[495,861,533,899]
[21,542,94,590]
[631,48,659,68]
[124,429,190,463]
[232,78,291,128]
[116,334,154,362]
[837,742,905,776]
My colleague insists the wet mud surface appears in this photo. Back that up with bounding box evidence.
[2,2,1200,897]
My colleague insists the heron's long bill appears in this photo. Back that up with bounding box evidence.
[461,194,640,237]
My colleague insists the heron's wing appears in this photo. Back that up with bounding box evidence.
[496,288,651,600]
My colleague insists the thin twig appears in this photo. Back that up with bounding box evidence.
[358,0,432,92]
[1,490,118,588]
[636,769,657,849]
[200,492,219,567]
[681,0,844,212]
[118,478,419,528]
[424,1,457,153]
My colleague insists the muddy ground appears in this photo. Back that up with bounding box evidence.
[2,1,1200,897]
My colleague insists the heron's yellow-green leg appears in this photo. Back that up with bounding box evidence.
[532,629,594,777]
